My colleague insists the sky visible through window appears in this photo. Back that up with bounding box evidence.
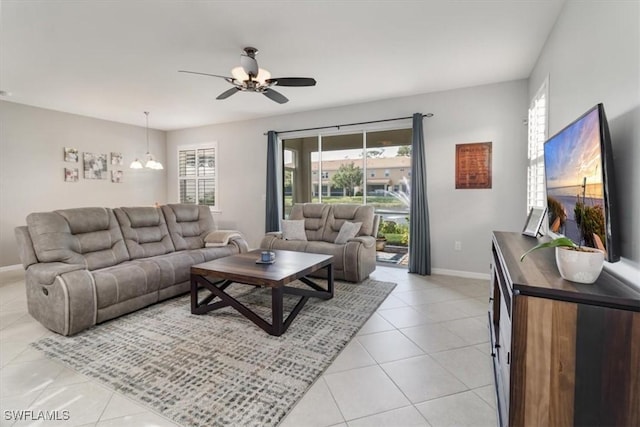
[310,146,402,161]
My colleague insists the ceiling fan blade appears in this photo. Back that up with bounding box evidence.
[240,55,259,77]
[267,77,316,87]
[179,70,231,79]
[263,89,288,104]
[216,87,240,100]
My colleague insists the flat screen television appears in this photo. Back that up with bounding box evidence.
[544,103,620,263]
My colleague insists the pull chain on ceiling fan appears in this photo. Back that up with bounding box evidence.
[179,47,316,104]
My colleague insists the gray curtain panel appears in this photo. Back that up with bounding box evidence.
[409,113,431,275]
[265,130,280,232]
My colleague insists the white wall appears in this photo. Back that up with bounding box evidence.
[167,80,529,276]
[0,101,167,266]
[529,0,640,283]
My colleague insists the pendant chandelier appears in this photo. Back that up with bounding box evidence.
[130,111,163,170]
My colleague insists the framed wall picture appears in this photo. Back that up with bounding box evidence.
[111,170,123,183]
[455,142,492,189]
[83,152,108,179]
[111,152,123,166]
[64,168,79,182]
[522,206,547,237]
[64,147,79,163]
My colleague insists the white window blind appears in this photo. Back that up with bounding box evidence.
[527,79,548,212]
[177,143,218,208]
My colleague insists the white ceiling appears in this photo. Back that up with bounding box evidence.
[1,1,565,131]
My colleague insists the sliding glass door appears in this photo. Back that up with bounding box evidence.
[283,128,412,266]
[312,133,365,204]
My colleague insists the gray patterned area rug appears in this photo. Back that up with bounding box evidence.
[32,278,395,427]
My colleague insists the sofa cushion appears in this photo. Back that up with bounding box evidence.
[92,260,161,309]
[142,251,203,289]
[162,204,216,250]
[264,238,309,253]
[193,245,240,262]
[322,204,375,243]
[288,203,330,241]
[281,220,308,241]
[114,207,175,259]
[27,208,130,270]
[334,221,362,244]
[304,241,345,272]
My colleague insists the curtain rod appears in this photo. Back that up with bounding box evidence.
[265,113,434,136]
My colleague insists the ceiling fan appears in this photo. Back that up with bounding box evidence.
[179,47,316,104]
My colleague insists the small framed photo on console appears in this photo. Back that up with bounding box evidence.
[522,206,547,237]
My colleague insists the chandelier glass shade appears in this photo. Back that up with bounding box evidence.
[130,111,163,170]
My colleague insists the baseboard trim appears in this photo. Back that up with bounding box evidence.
[0,264,23,273]
[431,268,490,280]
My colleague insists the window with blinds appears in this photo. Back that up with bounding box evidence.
[178,144,217,207]
[527,79,548,212]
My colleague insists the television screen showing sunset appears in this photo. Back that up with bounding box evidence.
[544,108,606,249]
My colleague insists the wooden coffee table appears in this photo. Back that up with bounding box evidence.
[190,249,334,336]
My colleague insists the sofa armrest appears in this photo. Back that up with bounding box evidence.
[260,232,283,250]
[347,235,376,249]
[24,264,96,335]
[228,235,249,253]
[342,236,377,282]
[204,230,244,247]
[27,262,86,285]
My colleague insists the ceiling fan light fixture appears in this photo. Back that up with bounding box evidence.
[231,66,249,83]
[255,68,271,85]
[231,66,271,86]
[178,46,315,104]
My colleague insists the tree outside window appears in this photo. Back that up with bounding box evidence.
[396,145,412,157]
[330,162,363,197]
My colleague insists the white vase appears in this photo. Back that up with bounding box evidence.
[555,246,605,284]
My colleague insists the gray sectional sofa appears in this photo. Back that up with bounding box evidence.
[14,204,248,335]
[260,203,378,282]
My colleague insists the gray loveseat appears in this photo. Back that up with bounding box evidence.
[14,204,248,335]
[260,203,378,282]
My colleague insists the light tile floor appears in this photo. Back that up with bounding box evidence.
[0,266,497,427]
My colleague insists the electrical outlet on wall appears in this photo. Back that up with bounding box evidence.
[454,241,462,251]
